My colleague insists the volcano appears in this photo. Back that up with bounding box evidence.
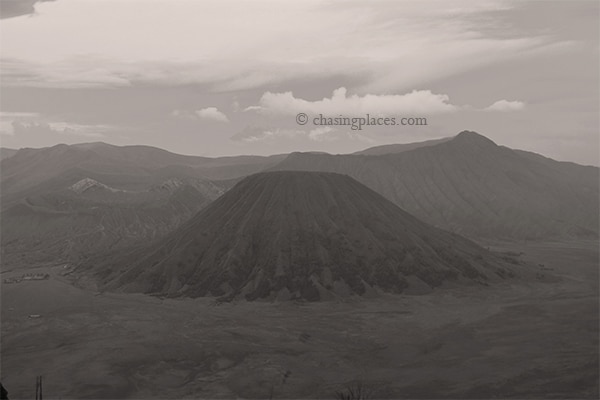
[271,131,599,239]
[92,171,516,301]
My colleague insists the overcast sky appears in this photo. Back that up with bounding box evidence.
[0,0,598,165]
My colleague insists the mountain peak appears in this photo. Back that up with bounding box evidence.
[453,131,498,147]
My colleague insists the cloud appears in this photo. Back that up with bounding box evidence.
[0,1,571,91]
[485,99,526,111]
[0,111,115,138]
[244,88,529,117]
[231,125,374,144]
[308,127,375,144]
[11,121,109,138]
[308,127,334,141]
[0,121,16,136]
[195,107,229,122]
[171,107,229,123]
[0,0,56,20]
[231,126,304,143]
[0,112,40,118]
[245,87,460,116]
[169,110,191,119]
[0,57,133,89]
[0,111,40,135]
[46,122,112,137]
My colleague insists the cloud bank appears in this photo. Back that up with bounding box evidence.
[485,99,526,111]
[231,124,374,145]
[195,107,229,123]
[245,88,525,116]
[0,0,569,91]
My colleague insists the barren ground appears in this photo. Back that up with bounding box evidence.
[1,240,598,399]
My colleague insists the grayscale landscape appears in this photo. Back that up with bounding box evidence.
[1,1,598,399]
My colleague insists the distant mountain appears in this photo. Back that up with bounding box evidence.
[270,131,599,240]
[353,137,452,155]
[0,142,286,207]
[71,142,288,180]
[0,147,18,161]
[84,171,517,301]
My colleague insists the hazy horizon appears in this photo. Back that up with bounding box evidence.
[1,130,599,167]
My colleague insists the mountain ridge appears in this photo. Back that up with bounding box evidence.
[354,136,453,156]
[269,131,599,239]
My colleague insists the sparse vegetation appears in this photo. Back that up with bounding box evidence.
[335,382,374,400]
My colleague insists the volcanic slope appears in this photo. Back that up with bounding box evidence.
[91,171,518,301]
[271,131,599,240]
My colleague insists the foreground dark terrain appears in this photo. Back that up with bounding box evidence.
[1,240,597,399]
